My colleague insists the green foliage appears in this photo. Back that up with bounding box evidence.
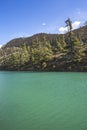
[42,62,47,69]
[65,18,72,36]
[30,38,53,68]
[0,20,87,71]
[71,36,84,61]
[65,18,85,62]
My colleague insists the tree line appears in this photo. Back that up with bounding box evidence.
[0,18,87,71]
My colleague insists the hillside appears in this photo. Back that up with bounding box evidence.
[4,33,61,48]
[3,25,87,48]
[0,25,87,71]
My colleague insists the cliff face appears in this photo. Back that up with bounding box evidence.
[0,25,87,71]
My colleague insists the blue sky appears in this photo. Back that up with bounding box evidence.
[0,0,87,45]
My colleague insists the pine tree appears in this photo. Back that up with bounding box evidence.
[30,37,53,69]
[69,36,84,62]
[65,18,84,62]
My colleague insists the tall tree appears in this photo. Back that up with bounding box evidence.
[65,18,72,37]
[30,37,53,69]
[65,18,84,62]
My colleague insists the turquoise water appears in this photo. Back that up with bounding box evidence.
[0,72,87,130]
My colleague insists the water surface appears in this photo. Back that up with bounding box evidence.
[0,72,87,130]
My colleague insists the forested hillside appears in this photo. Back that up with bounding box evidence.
[0,19,87,71]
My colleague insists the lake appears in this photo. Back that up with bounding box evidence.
[0,72,87,130]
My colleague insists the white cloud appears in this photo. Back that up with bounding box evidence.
[0,45,2,48]
[42,23,46,26]
[59,21,81,34]
[59,27,68,34]
[72,21,80,29]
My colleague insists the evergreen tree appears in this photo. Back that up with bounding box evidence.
[65,18,84,62]
[30,37,53,69]
[65,18,72,36]
[68,36,84,62]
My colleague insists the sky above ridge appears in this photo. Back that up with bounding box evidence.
[0,0,87,45]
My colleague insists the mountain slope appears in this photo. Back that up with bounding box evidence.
[0,25,87,71]
[3,25,87,48]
